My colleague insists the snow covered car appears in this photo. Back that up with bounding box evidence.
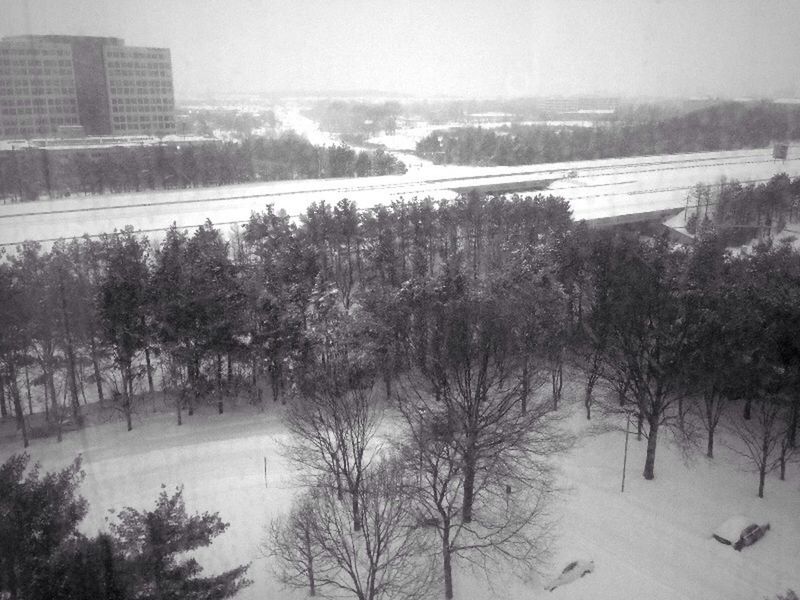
[545,560,595,591]
[712,516,770,551]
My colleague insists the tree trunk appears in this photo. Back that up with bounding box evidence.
[77,363,88,405]
[707,426,715,459]
[9,363,28,448]
[65,340,82,425]
[55,389,63,442]
[637,411,643,441]
[351,489,361,532]
[643,416,659,480]
[442,523,454,600]
[779,439,787,481]
[121,365,133,432]
[216,354,224,414]
[188,357,197,416]
[59,275,82,425]
[551,361,563,411]
[24,366,33,416]
[144,345,154,393]
[618,380,628,406]
[43,371,49,422]
[305,528,316,597]
[383,369,392,400]
[0,374,7,418]
[462,448,476,524]
[90,334,105,404]
[521,356,529,414]
[705,393,716,458]
[335,467,344,501]
[227,352,233,383]
[584,375,596,420]
[758,426,771,498]
[176,391,182,426]
[269,362,280,404]
[744,397,752,420]
[47,368,57,417]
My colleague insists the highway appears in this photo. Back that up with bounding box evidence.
[1,146,799,247]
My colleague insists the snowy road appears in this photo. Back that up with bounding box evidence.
[1,147,799,247]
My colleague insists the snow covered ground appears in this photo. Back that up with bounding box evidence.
[1,394,797,600]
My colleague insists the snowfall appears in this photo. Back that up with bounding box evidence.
[1,380,798,600]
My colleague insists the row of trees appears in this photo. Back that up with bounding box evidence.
[308,101,402,137]
[417,101,800,165]
[685,174,800,244]
[579,230,799,495]
[0,132,407,202]
[2,190,798,495]
[0,453,250,600]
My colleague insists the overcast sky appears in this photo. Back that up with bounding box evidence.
[2,0,799,100]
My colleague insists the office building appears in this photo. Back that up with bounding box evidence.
[0,35,175,139]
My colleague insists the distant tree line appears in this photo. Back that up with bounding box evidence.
[685,173,800,244]
[417,102,800,165]
[0,132,406,203]
[307,100,402,136]
[177,106,278,138]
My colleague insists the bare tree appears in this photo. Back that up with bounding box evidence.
[726,396,792,498]
[264,493,326,597]
[398,377,566,599]
[267,463,435,600]
[694,386,728,459]
[284,369,381,532]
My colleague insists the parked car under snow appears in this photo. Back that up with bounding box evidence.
[713,516,770,551]
[545,560,595,592]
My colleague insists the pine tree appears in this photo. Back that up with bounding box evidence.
[111,485,251,600]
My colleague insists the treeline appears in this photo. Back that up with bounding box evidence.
[178,106,278,138]
[417,101,800,165]
[0,132,406,202]
[685,173,800,244]
[1,193,798,496]
[307,100,402,136]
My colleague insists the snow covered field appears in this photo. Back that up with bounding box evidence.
[2,394,798,600]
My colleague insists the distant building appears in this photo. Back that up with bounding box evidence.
[0,35,175,139]
[534,96,618,115]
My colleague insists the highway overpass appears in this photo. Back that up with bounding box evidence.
[1,146,799,248]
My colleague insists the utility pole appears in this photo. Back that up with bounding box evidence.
[621,413,631,493]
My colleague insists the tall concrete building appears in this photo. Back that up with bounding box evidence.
[0,35,175,139]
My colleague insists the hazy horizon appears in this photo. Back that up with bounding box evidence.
[2,0,799,101]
